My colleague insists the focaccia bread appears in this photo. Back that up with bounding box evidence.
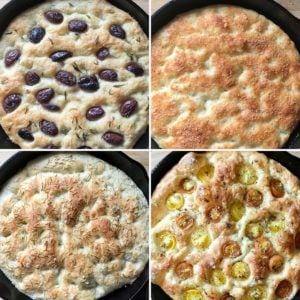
[152,5,300,149]
[151,152,300,299]
[0,153,148,299]
[0,0,148,149]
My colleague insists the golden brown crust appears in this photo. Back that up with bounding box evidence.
[151,152,300,300]
[151,5,300,149]
[0,154,148,300]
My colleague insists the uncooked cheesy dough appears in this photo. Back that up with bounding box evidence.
[0,153,148,299]
[151,152,300,300]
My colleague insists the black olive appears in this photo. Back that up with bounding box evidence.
[68,20,88,32]
[109,24,126,39]
[99,69,118,81]
[39,120,59,136]
[86,106,105,121]
[5,49,21,67]
[45,10,64,24]
[3,94,22,113]
[25,71,40,86]
[28,27,46,44]
[50,50,73,62]
[18,128,34,141]
[78,75,99,91]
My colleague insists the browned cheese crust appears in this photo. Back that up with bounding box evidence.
[0,154,148,299]
[152,6,300,149]
[151,152,300,299]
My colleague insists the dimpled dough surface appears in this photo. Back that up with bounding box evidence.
[151,152,300,300]
[0,0,148,149]
[152,5,300,149]
[0,153,148,299]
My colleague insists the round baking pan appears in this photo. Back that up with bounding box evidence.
[151,151,300,300]
[0,151,149,300]
[0,0,149,149]
[151,0,300,149]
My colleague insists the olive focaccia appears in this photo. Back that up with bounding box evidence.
[0,153,148,299]
[152,5,300,149]
[0,0,148,149]
[151,152,300,300]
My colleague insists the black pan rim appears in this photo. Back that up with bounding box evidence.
[0,151,149,300]
[151,150,300,300]
[151,0,300,149]
[152,0,300,28]
[0,0,149,149]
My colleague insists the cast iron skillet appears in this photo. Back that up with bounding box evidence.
[0,151,149,300]
[151,0,300,149]
[151,151,300,300]
[0,0,149,149]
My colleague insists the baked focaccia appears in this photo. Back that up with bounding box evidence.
[0,0,148,149]
[151,152,300,300]
[0,153,148,299]
[152,5,300,149]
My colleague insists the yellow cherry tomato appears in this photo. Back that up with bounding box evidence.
[270,178,284,198]
[183,289,204,300]
[198,164,214,183]
[236,163,257,185]
[254,237,273,256]
[268,216,285,234]
[275,280,292,298]
[247,285,267,300]
[182,179,196,192]
[231,262,250,280]
[245,222,264,239]
[220,294,235,300]
[176,212,194,230]
[245,189,263,207]
[207,205,224,222]
[156,231,176,250]
[175,261,193,279]
[191,227,211,249]
[210,269,226,286]
[222,241,241,258]
[229,201,246,222]
[269,255,284,273]
[166,193,184,210]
